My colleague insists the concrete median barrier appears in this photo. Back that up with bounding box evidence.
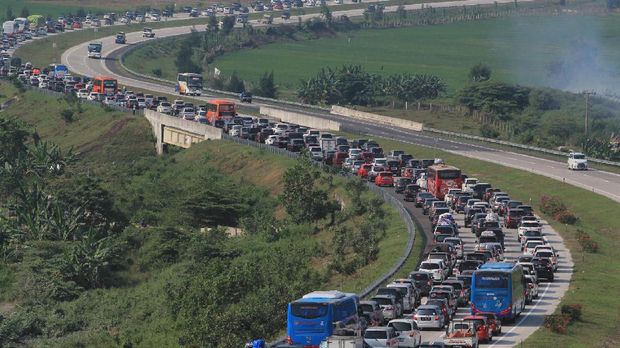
[331,105,424,132]
[260,106,341,131]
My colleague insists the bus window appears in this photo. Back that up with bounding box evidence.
[474,272,509,288]
[291,303,328,319]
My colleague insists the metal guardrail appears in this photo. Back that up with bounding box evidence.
[423,126,620,167]
[220,134,417,347]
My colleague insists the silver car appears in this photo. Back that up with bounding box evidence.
[363,326,399,348]
[413,305,444,330]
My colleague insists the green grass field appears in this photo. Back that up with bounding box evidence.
[341,131,620,347]
[210,14,620,94]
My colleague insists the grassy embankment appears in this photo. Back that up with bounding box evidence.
[0,81,419,344]
[349,132,620,347]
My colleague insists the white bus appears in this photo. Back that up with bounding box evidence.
[176,73,203,96]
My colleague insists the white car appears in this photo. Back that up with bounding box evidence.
[523,240,546,255]
[419,261,445,283]
[272,123,289,135]
[518,221,542,240]
[229,125,242,137]
[87,92,102,101]
[388,319,422,348]
[265,135,280,145]
[364,326,399,348]
[462,177,478,192]
[38,80,49,89]
[372,157,388,167]
[157,102,172,114]
[76,89,89,99]
[179,107,195,120]
[525,274,539,301]
[103,97,116,106]
[308,146,323,160]
[568,152,588,170]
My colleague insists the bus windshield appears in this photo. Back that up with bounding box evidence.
[187,76,203,87]
[88,43,102,52]
[103,80,117,88]
[474,271,509,288]
[290,303,327,319]
[438,170,461,179]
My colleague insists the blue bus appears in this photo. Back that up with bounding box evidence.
[287,290,359,347]
[471,263,525,322]
[49,64,68,78]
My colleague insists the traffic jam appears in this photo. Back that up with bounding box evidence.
[3,59,565,347]
[277,142,563,347]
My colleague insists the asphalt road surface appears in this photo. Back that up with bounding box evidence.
[61,0,620,204]
[380,185,572,346]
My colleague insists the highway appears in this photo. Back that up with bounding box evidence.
[18,1,610,345]
[383,185,573,346]
[60,0,620,205]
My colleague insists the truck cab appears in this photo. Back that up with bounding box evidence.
[142,27,155,38]
[568,152,588,170]
[115,32,126,44]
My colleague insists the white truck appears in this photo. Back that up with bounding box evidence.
[443,320,479,348]
[2,21,16,36]
[567,152,588,170]
[320,332,364,348]
[87,42,102,59]
[142,27,155,38]
[462,177,478,193]
[320,138,337,153]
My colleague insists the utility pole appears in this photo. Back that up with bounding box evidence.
[583,90,595,139]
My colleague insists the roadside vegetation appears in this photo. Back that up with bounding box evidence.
[0,81,412,346]
[353,132,620,347]
[124,1,620,159]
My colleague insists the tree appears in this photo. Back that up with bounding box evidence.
[76,8,87,18]
[5,7,14,21]
[320,0,333,26]
[255,71,277,98]
[20,7,29,18]
[280,155,334,223]
[174,38,202,74]
[469,63,492,82]
[226,71,245,93]
[207,15,218,32]
[221,15,235,35]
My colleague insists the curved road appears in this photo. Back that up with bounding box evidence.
[50,1,584,345]
[61,11,620,203]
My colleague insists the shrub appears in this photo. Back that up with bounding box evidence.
[576,230,599,253]
[543,314,571,334]
[554,209,578,225]
[152,68,162,77]
[540,195,566,216]
[61,109,74,123]
[561,304,583,322]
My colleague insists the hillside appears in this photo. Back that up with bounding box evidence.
[0,81,410,346]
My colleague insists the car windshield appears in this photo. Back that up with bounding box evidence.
[389,322,412,332]
[421,263,439,270]
[573,154,585,159]
[411,273,429,281]
[537,251,553,257]
[416,309,436,315]
[365,331,388,339]
[360,304,374,312]
[373,297,392,306]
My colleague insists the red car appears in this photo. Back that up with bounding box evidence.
[477,312,502,335]
[357,164,372,178]
[72,21,82,29]
[463,315,493,343]
[375,171,394,187]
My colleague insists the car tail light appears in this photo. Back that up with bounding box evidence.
[434,315,440,320]
[409,331,417,337]
[287,336,293,344]
[460,290,465,296]
[528,283,533,288]
[413,315,418,320]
